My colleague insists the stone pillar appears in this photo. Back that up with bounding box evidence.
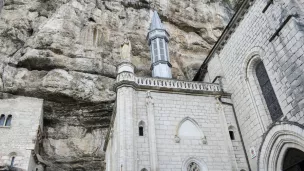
[146,91,159,171]
[115,62,136,171]
[216,99,238,170]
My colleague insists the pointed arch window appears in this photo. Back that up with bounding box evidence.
[255,61,283,121]
[5,115,12,127]
[0,114,5,126]
[175,117,207,144]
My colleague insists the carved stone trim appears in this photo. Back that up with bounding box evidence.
[114,73,223,95]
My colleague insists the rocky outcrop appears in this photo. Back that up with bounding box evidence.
[0,0,240,170]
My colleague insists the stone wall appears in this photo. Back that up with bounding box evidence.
[0,96,43,170]
[133,91,248,171]
[204,0,304,170]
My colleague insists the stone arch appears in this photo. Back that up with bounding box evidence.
[138,120,145,127]
[258,123,304,171]
[8,152,17,157]
[175,117,205,138]
[241,46,266,79]
[182,157,208,171]
[140,168,148,171]
[241,47,273,132]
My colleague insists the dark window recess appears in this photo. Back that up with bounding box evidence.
[262,0,273,13]
[10,157,15,167]
[256,62,283,121]
[5,115,12,126]
[0,114,5,126]
[229,131,235,140]
[139,126,144,136]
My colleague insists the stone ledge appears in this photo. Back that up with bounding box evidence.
[114,73,222,95]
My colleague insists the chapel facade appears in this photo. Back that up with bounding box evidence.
[104,0,304,170]
[103,11,249,171]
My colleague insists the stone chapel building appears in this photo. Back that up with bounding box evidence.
[103,0,304,171]
[0,96,46,171]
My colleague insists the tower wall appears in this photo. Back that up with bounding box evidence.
[0,96,43,170]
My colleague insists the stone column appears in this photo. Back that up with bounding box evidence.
[216,98,238,170]
[146,91,159,171]
[115,62,136,171]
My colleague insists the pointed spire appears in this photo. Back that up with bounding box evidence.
[150,11,164,30]
[147,10,172,78]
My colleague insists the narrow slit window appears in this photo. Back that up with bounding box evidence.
[229,131,235,140]
[138,121,145,136]
[139,126,144,136]
[159,39,165,61]
[152,39,158,62]
[10,157,15,167]
[0,114,5,126]
[5,115,12,127]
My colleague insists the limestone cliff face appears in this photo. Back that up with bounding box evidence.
[0,0,239,170]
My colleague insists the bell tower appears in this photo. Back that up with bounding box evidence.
[147,11,172,78]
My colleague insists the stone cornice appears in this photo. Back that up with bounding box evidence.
[113,72,223,95]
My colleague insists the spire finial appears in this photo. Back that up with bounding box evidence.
[150,11,164,30]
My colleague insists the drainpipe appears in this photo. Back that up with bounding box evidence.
[218,96,252,171]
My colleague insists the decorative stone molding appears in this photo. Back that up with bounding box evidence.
[258,122,304,171]
[114,72,222,94]
[182,157,208,171]
[145,91,154,106]
[201,136,207,145]
[135,77,221,92]
[174,135,180,143]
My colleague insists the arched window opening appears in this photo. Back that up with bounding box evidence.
[10,157,15,167]
[228,126,236,141]
[36,169,38,171]
[138,121,145,136]
[5,115,12,126]
[178,119,201,137]
[0,114,5,126]
[139,126,144,136]
[187,162,201,171]
[255,61,283,121]
[283,148,304,171]
[141,168,148,171]
[229,131,235,140]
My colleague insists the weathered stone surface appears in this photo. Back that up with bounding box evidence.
[0,0,239,169]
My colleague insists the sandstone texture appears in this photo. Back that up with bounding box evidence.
[0,0,240,170]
